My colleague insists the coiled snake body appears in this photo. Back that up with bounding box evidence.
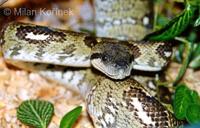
[1,22,182,128]
[0,0,183,127]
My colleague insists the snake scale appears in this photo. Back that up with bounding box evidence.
[0,0,183,127]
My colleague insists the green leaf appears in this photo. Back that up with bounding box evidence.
[192,43,200,58]
[144,4,196,41]
[17,100,54,128]
[190,56,200,69]
[189,43,200,69]
[59,106,82,128]
[173,84,191,119]
[186,104,200,124]
[188,0,200,7]
[190,91,200,104]
[194,17,200,27]
[173,84,200,121]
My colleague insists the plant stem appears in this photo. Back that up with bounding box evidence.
[173,37,193,86]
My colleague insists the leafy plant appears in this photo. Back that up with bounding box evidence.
[17,99,82,128]
[17,100,54,128]
[60,106,82,128]
[144,1,197,41]
[144,0,200,85]
[173,84,200,123]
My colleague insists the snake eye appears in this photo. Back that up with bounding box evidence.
[102,54,110,62]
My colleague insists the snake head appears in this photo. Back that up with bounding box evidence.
[91,42,134,79]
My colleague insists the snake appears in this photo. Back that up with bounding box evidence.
[1,22,172,80]
[0,0,183,127]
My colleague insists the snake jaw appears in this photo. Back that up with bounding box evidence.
[91,58,132,79]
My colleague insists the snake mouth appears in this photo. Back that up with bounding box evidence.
[91,59,131,79]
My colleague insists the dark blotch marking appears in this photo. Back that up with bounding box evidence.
[122,83,181,127]
[130,45,141,59]
[10,45,22,56]
[56,44,77,62]
[61,44,76,54]
[16,25,67,45]
[84,36,98,48]
[156,43,172,59]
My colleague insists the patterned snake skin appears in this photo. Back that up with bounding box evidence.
[0,0,183,127]
[1,22,172,79]
[95,0,153,40]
